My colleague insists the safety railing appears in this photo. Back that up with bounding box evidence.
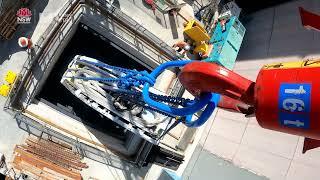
[4,0,80,111]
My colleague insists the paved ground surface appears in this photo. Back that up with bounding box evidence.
[186,0,320,179]
[183,145,267,180]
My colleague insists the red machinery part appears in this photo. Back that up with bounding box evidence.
[218,95,254,115]
[178,61,255,105]
[299,7,320,31]
[179,61,320,153]
[145,0,156,11]
[255,62,320,153]
[255,63,320,140]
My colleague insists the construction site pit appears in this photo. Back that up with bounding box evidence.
[8,0,183,169]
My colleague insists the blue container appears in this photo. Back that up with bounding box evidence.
[204,16,246,70]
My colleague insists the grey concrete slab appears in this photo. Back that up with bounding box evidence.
[238,44,269,61]
[237,0,320,62]
[182,145,267,180]
[244,11,274,33]
[0,98,28,162]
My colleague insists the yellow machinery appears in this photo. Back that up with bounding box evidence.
[193,43,209,54]
[184,20,210,42]
[0,84,10,97]
[5,71,17,84]
[183,20,210,55]
[0,70,17,97]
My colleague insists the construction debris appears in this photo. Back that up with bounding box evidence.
[12,136,87,180]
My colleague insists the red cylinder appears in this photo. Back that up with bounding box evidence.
[255,61,320,140]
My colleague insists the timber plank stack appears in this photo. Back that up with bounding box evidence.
[12,137,88,180]
[0,2,21,40]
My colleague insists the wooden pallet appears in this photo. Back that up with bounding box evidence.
[0,4,20,40]
[12,137,87,180]
[13,147,82,180]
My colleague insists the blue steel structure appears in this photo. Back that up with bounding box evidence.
[204,16,246,70]
[67,57,220,128]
